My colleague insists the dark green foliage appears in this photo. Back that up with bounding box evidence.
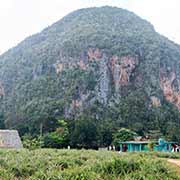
[0,113,5,129]
[42,120,69,148]
[112,128,137,145]
[22,134,43,150]
[42,131,68,148]
[70,118,99,149]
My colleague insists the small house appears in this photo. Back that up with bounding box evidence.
[119,141,150,152]
[119,138,178,152]
[0,130,23,149]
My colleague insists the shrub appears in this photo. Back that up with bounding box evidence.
[42,131,68,148]
[42,120,69,148]
[22,134,43,150]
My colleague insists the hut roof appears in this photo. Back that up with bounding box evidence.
[119,141,151,144]
[0,130,23,148]
[119,141,177,145]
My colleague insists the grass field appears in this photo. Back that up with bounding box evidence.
[0,149,179,180]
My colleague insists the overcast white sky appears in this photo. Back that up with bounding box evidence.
[0,0,180,54]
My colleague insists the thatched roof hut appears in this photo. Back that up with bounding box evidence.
[0,130,23,148]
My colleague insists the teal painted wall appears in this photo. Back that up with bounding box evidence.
[119,143,174,152]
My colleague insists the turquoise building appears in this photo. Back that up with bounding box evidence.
[119,139,177,152]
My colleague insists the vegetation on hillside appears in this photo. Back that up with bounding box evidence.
[0,6,180,147]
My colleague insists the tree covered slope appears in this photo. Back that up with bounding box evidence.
[0,6,180,144]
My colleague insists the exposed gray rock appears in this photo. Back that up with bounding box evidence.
[98,55,110,104]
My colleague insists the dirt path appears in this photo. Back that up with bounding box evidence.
[166,158,180,178]
[167,159,180,167]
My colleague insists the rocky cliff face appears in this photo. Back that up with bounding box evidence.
[160,71,180,109]
[110,55,138,90]
[0,6,180,137]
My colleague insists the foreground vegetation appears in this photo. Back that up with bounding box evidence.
[0,149,179,180]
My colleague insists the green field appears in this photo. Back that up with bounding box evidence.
[0,149,179,180]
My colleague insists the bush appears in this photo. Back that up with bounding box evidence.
[113,128,137,146]
[42,120,69,148]
[22,134,43,150]
[42,131,69,148]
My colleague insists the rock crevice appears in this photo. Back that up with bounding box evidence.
[160,71,180,109]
